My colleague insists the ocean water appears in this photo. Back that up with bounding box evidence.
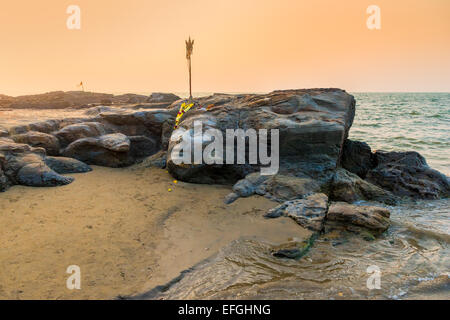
[350,93,450,176]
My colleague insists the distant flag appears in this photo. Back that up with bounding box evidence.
[77,81,85,91]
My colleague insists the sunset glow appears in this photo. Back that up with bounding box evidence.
[1,0,449,95]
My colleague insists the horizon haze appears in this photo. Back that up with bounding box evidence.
[1,0,449,95]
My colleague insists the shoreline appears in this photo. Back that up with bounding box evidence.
[0,166,310,299]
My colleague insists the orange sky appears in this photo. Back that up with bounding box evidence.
[0,0,449,95]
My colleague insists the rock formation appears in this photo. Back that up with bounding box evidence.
[0,89,448,227]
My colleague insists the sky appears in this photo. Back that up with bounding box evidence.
[0,0,449,96]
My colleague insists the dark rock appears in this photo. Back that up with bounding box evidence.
[263,175,320,201]
[0,168,9,191]
[167,89,356,186]
[223,192,239,204]
[265,193,329,232]
[367,150,450,199]
[62,133,131,167]
[44,156,92,174]
[272,248,304,259]
[0,139,75,189]
[147,93,181,104]
[129,136,159,159]
[326,202,390,233]
[17,163,74,187]
[341,139,374,178]
[27,120,61,134]
[138,151,167,169]
[330,168,397,204]
[227,173,319,203]
[54,122,109,147]
[11,131,60,156]
[0,126,9,137]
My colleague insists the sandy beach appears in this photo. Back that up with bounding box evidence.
[0,166,309,299]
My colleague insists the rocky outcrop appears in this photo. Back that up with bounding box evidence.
[0,139,86,190]
[17,163,74,187]
[330,168,396,205]
[2,90,448,212]
[0,91,163,109]
[367,151,450,199]
[341,139,374,178]
[11,131,60,156]
[265,193,329,232]
[325,202,391,234]
[167,89,356,187]
[62,133,131,167]
[147,92,181,104]
[54,122,109,147]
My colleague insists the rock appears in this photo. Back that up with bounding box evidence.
[232,173,268,197]
[11,131,60,156]
[97,108,174,139]
[27,120,61,134]
[326,202,390,233]
[167,89,356,186]
[265,193,329,232]
[44,156,92,174]
[0,139,75,188]
[98,133,130,152]
[62,133,131,167]
[84,106,116,116]
[341,139,374,178]
[147,93,181,104]
[0,168,9,191]
[137,151,167,169]
[129,136,158,159]
[330,168,397,205]
[367,150,450,199]
[17,163,74,187]
[226,172,321,203]
[54,122,109,147]
[272,248,304,259]
[0,126,8,137]
[223,192,239,204]
[263,175,320,201]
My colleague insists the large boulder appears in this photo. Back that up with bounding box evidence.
[167,89,356,186]
[0,140,75,189]
[44,156,92,174]
[326,202,390,234]
[17,163,73,187]
[11,131,60,156]
[62,133,131,167]
[367,151,450,199]
[54,122,109,147]
[330,168,396,204]
[264,193,329,232]
[341,139,374,178]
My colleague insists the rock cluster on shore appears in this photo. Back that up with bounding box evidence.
[0,89,448,236]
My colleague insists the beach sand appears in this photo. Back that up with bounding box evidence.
[0,166,310,299]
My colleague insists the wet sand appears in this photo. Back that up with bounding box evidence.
[0,166,309,299]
